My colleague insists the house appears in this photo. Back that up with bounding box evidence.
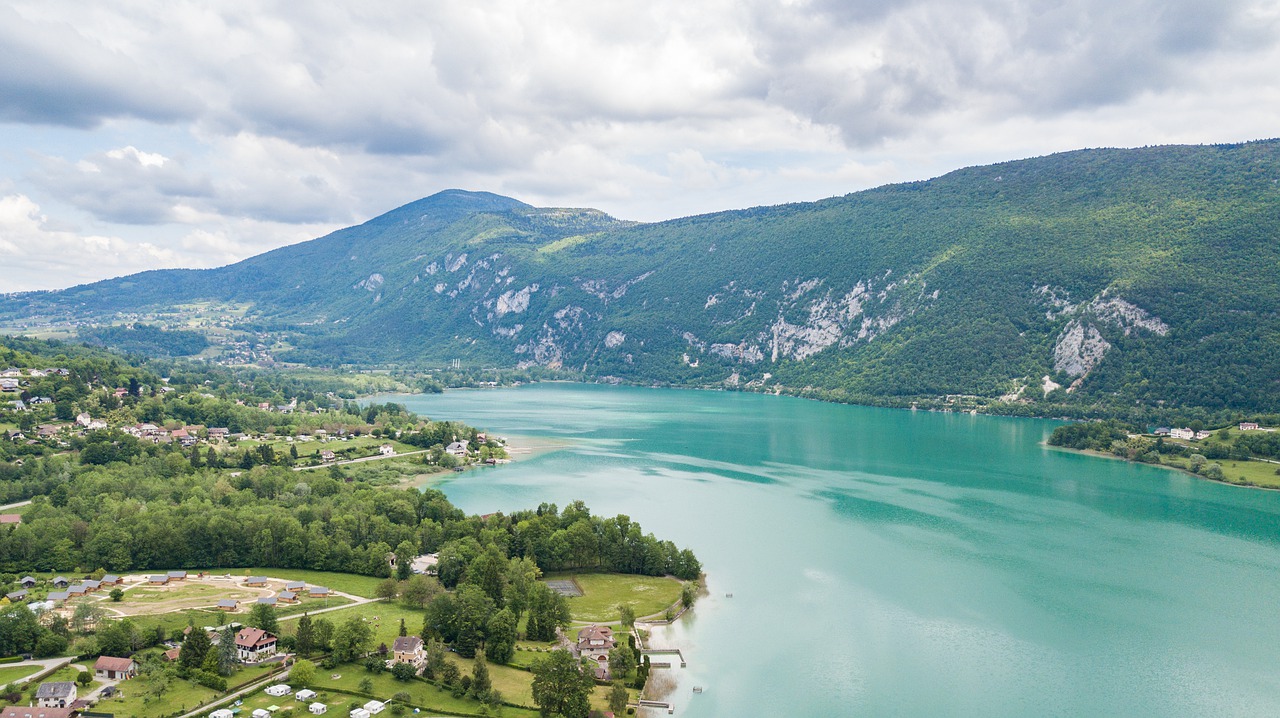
[218,599,240,610]
[1241,422,1260,431]
[101,575,122,585]
[308,586,331,597]
[378,444,395,456]
[1,707,75,718]
[264,684,291,697]
[211,710,235,718]
[149,575,170,585]
[3,430,23,442]
[286,581,306,592]
[1194,430,1212,440]
[244,576,268,587]
[83,580,101,593]
[29,397,51,406]
[1153,427,1171,436]
[168,570,188,581]
[66,585,86,597]
[19,576,36,588]
[320,450,337,462]
[46,592,68,604]
[575,625,616,664]
[163,647,181,662]
[278,591,297,603]
[94,656,137,680]
[391,636,425,667]
[309,703,328,715]
[363,701,385,715]
[1169,428,1195,440]
[252,710,271,718]
[75,413,93,427]
[445,440,469,457]
[5,590,25,602]
[256,597,277,606]
[0,515,21,525]
[52,577,68,588]
[349,710,370,718]
[0,379,19,391]
[236,627,278,662]
[208,428,230,440]
[295,689,317,701]
[36,425,59,439]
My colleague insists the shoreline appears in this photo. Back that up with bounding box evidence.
[1043,441,1280,492]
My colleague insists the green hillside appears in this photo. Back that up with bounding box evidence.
[4,142,1280,421]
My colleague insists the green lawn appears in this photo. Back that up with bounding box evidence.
[1162,456,1280,489]
[281,601,423,651]
[203,569,385,598]
[129,608,228,636]
[93,662,278,718]
[0,664,41,684]
[295,662,541,718]
[125,583,252,604]
[548,572,684,623]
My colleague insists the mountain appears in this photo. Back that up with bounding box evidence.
[5,142,1280,418]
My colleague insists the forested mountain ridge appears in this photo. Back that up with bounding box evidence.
[5,142,1280,419]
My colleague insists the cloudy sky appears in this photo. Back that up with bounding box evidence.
[2,0,1278,291]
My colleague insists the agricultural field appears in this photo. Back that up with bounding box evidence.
[203,569,384,598]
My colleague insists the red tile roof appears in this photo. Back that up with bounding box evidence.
[94,656,135,673]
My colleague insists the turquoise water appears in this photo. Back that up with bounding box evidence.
[385,384,1280,717]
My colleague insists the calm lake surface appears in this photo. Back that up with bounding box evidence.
[386,383,1280,717]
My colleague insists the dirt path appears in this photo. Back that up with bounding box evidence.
[293,449,429,471]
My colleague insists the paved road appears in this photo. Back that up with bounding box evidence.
[293,449,428,471]
[0,499,32,511]
[3,656,73,683]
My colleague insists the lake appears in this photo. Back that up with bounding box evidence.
[385,383,1280,717]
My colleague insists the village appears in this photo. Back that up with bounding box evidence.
[0,564,694,718]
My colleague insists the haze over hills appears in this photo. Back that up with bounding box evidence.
[5,141,1280,418]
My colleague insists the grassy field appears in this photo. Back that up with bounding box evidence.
[128,608,229,636]
[1161,456,1280,489]
[291,663,543,718]
[124,583,256,604]
[281,601,423,650]
[0,664,41,684]
[203,569,384,598]
[549,572,684,623]
[93,662,279,718]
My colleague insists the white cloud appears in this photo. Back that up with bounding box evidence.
[0,194,181,290]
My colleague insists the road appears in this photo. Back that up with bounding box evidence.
[293,449,428,471]
[0,499,32,511]
[3,656,73,683]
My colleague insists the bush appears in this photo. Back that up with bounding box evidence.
[391,691,411,704]
[391,662,417,681]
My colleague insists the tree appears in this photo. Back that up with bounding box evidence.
[295,613,315,657]
[394,540,415,581]
[397,618,407,638]
[95,621,131,657]
[312,618,335,652]
[485,608,517,664]
[608,643,636,678]
[681,582,697,609]
[71,600,106,634]
[617,604,635,630]
[179,624,213,670]
[391,662,417,681]
[525,583,569,642]
[531,649,593,718]
[504,557,541,622]
[464,545,507,607]
[375,577,399,601]
[608,682,629,715]
[357,677,373,695]
[451,585,496,658]
[469,649,492,699]
[332,614,373,663]
[75,670,93,687]
[217,626,238,675]
[399,574,441,609]
[109,587,124,602]
[248,602,279,634]
[423,639,448,680]
[289,659,315,686]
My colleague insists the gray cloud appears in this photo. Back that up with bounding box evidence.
[0,6,197,127]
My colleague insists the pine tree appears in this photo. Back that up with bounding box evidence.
[470,649,492,699]
[398,618,407,637]
[217,626,239,675]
